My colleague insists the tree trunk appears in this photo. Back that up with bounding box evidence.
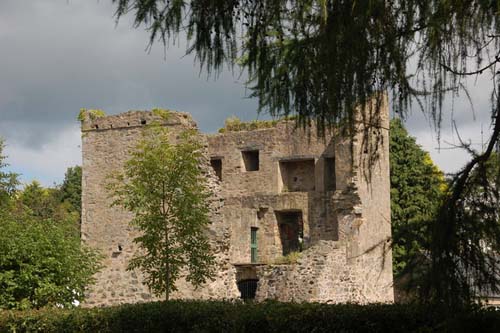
[165,225,170,301]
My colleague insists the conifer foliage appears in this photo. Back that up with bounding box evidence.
[390,119,445,279]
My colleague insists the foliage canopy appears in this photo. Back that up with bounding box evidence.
[112,0,500,132]
[0,138,100,310]
[59,166,82,216]
[112,0,500,306]
[0,213,101,310]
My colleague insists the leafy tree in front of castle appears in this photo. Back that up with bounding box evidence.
[109,126,215,301]
[0,213,101,310]
[0,138,101,310]
[390,119,446,285]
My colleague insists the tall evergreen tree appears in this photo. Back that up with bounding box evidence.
[59,166,82,215]
[390,119,445,283]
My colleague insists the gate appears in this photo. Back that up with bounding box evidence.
[237,279,259,300]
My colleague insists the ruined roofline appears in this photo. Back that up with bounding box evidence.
[79,109,196,132]
[79,109,323,137]
[79,102,389,136]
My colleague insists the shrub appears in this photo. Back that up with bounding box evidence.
[272,251,302,265]
[1,301,500,333]
[218,116,279,133]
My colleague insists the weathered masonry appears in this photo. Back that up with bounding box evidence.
[81,99,393,306]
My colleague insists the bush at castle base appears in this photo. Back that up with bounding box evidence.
[1,301,500,332]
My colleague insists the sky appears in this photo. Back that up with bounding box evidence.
[0,0,495,186]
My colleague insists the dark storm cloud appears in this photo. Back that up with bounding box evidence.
[0,0,258,149]
[0,0,495,183]
[0,0,259,184]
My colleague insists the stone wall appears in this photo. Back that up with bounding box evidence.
[249,96,393,303]
[81,100,393,306]
[81,111,238,306]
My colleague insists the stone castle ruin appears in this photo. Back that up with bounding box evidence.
[80,99,393,306]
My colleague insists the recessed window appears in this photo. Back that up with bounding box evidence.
[279,159,315,192]
[210,158,222,181]
[275,211,303,255]
[242,150,259,171]
[324,157,336,191]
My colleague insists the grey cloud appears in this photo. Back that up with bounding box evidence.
[0,0,258,151]
[0,0,496,184]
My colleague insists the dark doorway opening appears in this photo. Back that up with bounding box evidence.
[237,279,259,300]
[276,210,303,255]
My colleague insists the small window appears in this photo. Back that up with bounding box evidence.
[251,227,258,263]
[242,150,259,171]
[210,158,222,181]
[324,157,336,191]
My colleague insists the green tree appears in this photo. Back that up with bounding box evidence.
[0,214,101,310]
[0,139,101,310]
[390,119,445,281]
[0,138,19,209]
[59,166,82,216]
[18,181,77,224]
[19,181,53,219]
[113,0,500,306]
[109,126,215,301]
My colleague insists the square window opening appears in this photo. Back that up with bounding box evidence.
[242,150,259,171]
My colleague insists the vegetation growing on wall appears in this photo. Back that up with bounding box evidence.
[152,108,171,120]
[218,116,278,133]
[272,251,302,265]
[77,108,106,122]
[218,115,299,133]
